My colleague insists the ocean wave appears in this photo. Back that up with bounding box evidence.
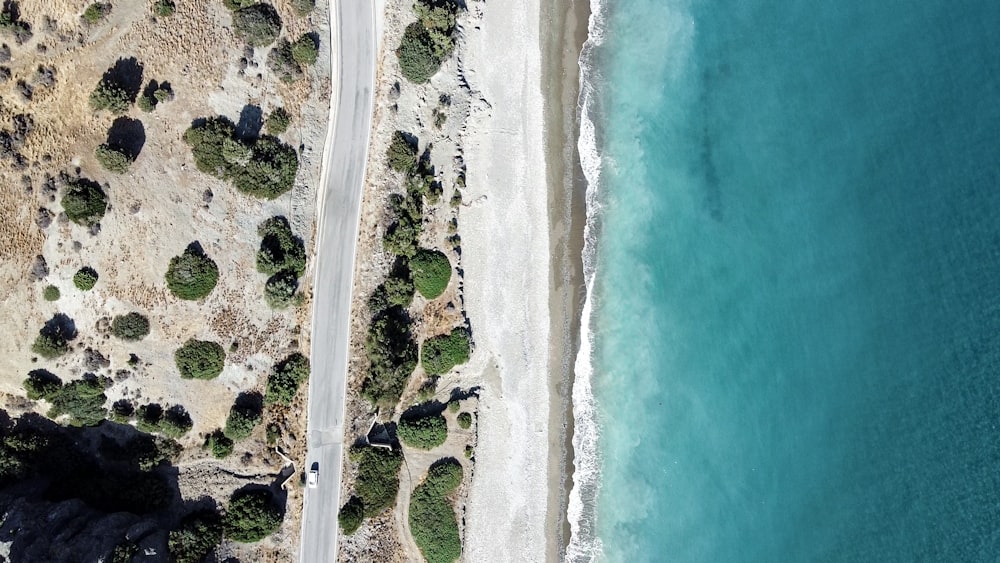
[565,0,609,559]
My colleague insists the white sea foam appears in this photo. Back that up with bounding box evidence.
[566,0,609,559]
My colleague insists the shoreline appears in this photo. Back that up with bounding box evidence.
[541,0,592,560]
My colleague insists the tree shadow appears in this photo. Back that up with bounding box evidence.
[401,400,446,421]
[41,313,77,341]
[102,57,144,103]
[235,104,263,141]
[185,240,206,255]
[106,116,145,160]
[233,391,264,416]
[447,386,481,404]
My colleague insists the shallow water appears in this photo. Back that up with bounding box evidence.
[573,0,1000,560]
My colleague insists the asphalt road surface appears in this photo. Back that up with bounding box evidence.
[299,0,375,560]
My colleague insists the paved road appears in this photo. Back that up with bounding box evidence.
[300,0,375,561]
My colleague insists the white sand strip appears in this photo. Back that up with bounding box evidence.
[461,0,552,559]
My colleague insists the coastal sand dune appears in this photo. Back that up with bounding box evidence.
[461,0,552,559]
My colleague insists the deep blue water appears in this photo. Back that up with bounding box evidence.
[577,0,1000,561]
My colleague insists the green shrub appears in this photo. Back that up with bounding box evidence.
[165,245,219,300]
[338,496,364,534]
[110,399,134,423]
[361,309,418,407]
[89,78,129,113]
[385,268,415,307]
[447,400,460,413]
[257,216,306,276]
[31,315,76,360]
[137,94,155,112]
[23,370,62,400]
[264,352,310,405]
[456,412,472,429]
[111,542,138,563]
[73,267,98,290]
[350,445,403,517]
[174,339,226,380]
[160,405,194,438]
[154,0,176,17]
[409,459,463,563]
[83,3,111,24]
[62,178,107,226]
[266,39,304,83]
[111,312,150,341]
[266,108,291,135]
[291,0,315,16]
[232,4,282,47]
[411,249,451,299]
[169,510,223,563]
[224,395,262,441]
[184,117,299,199]
[205,430,234,458]
[47,378,108,426]
[264,270,298,309]
[42,285,60,301]
[223,0,256,10]
[382,193,423,258]
[387,131,418,172]
[95,144,134,173]
[398,414,447,449]
[223,488,284,542]
[397,23,441,84]
[421,328,470,375]
[265,423,280,445]
[291,33,318,65]
[0,3,32,44]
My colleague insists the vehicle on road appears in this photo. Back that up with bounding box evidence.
[307,462,319,488]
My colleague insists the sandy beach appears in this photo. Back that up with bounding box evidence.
[462,0,588,559]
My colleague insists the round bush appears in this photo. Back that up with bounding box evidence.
[266,108,290,135]
[338,496,364,535]
[398,414,447,450]
[73,267,98,290]
[411,249,451,299]
[397,23,442,84]
[42,285,60,301]
[95,144,134,173]
[62,179,107,226]
[223,488,284,542]
[174,339,226,380]
[291,34,318,65]
[111,312,150,341]
[421,328,470,376]
[456,412,472,429]
[166,245,219,300]
[232,4,282,47]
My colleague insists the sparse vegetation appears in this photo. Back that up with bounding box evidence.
[421,328,471,375]
[264,352,310,405]
[23,369,62,400]
[95,144,134,173]
[46,377,108,427]
[223,487,284,542]
[266,39,305,83]
[387,131,418,172]
[204,430,234,458]
[154,0,176,17]
[42,285,59,301]
[112,312,151,341]
[232,4,282,47]
[257,216,306,276]
[291,33,318,65]
[62,178,108,226]
[0,2,32,44]
[138,80,173,112]
[73,267,98,290]
[291,0,315,16]
[224,394,263,441]
[409,459,463,563]
[83,3,111,24]
[398,414,448,449]
[350,445,404,517]
[266,108,291,135]
[184,116,299,199]
[174,339,226,380]
[457,412,472,429]
[90,77,131,113]
[168,510,223,563]
[361,308,418,407]
[338,496,364,535]
[165,244,219,300]
[411,249,451,299]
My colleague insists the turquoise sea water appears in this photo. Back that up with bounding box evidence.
[571,1,1000,561]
